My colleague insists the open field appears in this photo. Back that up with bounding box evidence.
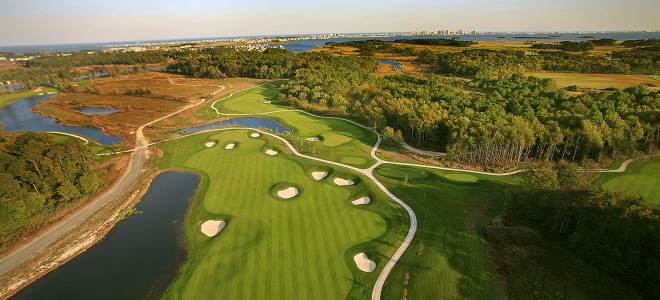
[374,164,513,299]
[80,72,222,100]
[157,130,407,299]
[0,86,60,107]
[599,158,660,204]
[528,72,660,90]
[212,83,378,168]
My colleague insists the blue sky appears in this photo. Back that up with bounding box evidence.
[1,0,658,46]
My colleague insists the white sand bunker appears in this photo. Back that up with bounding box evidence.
[306,137,320,142]
[311,171,328,180]
[265,149,279,156]
[225,143,236,150]
[200,220,225,237]
[205,142,216,148]
[263,100,272,104]
[277,187,299,199]
[333,178,355,186]
[250,133,260,137]
[352,196,371,205]
[353,253,376,272]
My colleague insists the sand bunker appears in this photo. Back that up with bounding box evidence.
[306,137,320,142]
[225,143,236,150]
[263,100,272,104]
[265,149,279,156]
[250,133,261,137]
[201,220,226,237]
[205,142,216,148]
[333,178,355,186]
[277,187,299,199]
[352,196,371,205]
[353,253,376,272]
[311,171,328,180]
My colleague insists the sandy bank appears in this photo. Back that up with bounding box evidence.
[351,196,370,205]
[353,253,376,272]
[277,187,298,199]
[201,220,225,237]
[333,178,355,186]
[311,171,328,180]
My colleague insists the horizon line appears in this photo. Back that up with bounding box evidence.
[1,29,658,49]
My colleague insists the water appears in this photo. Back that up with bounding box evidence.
[0,94,123,144]
[377,59,403,72]
[11,172,200,300]
[75,106,119,115]
[277,32,660,52]
[176,117,292,134]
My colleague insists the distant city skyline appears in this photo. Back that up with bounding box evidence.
[1,0,659,46]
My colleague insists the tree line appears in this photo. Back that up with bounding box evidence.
[0,131,101,249]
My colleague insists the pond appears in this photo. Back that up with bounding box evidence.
[377,59,403,72]
[0,94,123,145]
[11,172,200,300]
[176,117,292,134]
[75,106,119,115]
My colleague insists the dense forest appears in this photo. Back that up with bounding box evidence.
[0,131,101,249]
[153,42,660,168]
[502,163,660,298]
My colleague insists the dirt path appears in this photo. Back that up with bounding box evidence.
[399,141,445,157]
[46,131,89,144]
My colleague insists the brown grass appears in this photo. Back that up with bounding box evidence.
[0,61,22,70]
[32,73,260,145]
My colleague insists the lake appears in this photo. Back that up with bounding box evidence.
[11,172,200,300]
[75,106,119,115]
[176,117,292,134]
[0,94,123,144]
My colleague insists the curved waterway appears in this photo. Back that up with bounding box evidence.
[176,117,292,134]
[11,172,199,300]
[0,94,123,144]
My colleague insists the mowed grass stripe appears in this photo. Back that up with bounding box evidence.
[160,130,406,299]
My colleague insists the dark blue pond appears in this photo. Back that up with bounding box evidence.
[176,117,291,134]
[377,59,403,72]
[11,172,200,300]
[0,94,123,144]
[75,106,119,115]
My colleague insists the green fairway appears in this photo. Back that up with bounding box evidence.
[0,86,59,107]
[218,81,291,114]
[599,158,660,204]
[374,164,517,299]
[211,83,378,169]
[158,130,407,299]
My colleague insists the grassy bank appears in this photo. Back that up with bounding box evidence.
[0,86,59,107]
